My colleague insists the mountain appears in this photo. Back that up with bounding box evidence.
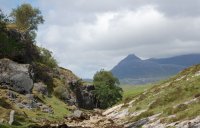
[149,54,200,66]
[111,54,200,84]
[103,64,200,127]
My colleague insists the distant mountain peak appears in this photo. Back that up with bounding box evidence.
[125,54,141,61]
[111,53,200,84]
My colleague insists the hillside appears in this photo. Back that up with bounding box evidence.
[104,64,200,127]
[111,54,200,84]
[0,58,79,126]
[0,21,100,126]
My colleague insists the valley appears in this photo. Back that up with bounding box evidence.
[1,2,200,128]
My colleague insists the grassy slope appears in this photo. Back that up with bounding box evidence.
[121,84,154,101]
[0,89,70,127]
[122,64,200,123]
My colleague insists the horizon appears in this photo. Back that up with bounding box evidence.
[1,0,200,78]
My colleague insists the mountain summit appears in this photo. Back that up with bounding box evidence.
[111,54,200,84]
[124,54,141,61]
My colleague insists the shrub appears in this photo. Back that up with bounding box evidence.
[33,63,54,95]
[37,47,58,68]
[54,86,69,100]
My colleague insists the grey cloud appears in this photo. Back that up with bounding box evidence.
[1,0,200,78]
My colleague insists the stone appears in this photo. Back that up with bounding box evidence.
[41,105,53,114]
[9,110,15,125]
[7,90,17,99]
[0,58,34,94]
[125,118,149,128]
[0,118,5,123]
[103,104,124,116]
[73,110,83,118]
[33,82,48,95]
[70,83,97,109]
[174,116,200,128]
[57,124,69,128]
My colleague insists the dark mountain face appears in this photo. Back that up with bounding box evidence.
[111,54,200,84]
[149,54,200,67]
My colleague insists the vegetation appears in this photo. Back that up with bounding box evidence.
[0,10,25,62]
[33,63,54,94]
[122,64,200,124]
[93,70,123,109]
[38,47,58,68]
[0,4,58,95]
[54,86,69,100]
[10,3,44,40]
[122,84,153,103]
[0,89,70,127]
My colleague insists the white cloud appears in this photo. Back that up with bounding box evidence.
[1,0,200,78]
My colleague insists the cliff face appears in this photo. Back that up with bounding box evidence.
[69,81,97,109]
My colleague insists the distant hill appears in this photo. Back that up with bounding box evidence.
[111,54,200,84]
[149,54,200,66]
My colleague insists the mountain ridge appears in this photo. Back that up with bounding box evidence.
[111,53,200,84]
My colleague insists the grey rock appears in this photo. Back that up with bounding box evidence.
[175,116,200,128]
[7,91,17,99]
[0,118,5,123]
[0,58,34,94]
[73,110,83,118]
[125,118,149,128]
[41,105,53,114]
[69,81,97,109]
[9,110,15,125]
[33,82,48,95]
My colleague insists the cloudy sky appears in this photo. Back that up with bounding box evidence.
[1,0,200,78]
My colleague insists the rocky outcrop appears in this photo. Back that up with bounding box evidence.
[69,81,98,109]
[0,58,34,94]
[0,28,41,64]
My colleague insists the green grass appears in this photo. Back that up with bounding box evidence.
[0,89,70,127]
[121,64,200,124]
[21,94,70,122]
[121,84,153,102]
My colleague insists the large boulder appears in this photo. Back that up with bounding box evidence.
[0,58,34,94]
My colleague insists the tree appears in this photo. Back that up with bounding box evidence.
[0,10,10,31]
[38,47,58,68]
[10,3,44,39]
[93,70,123,109]
[0,10,24,60]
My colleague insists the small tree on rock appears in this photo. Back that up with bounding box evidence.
[10,3,44,39]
